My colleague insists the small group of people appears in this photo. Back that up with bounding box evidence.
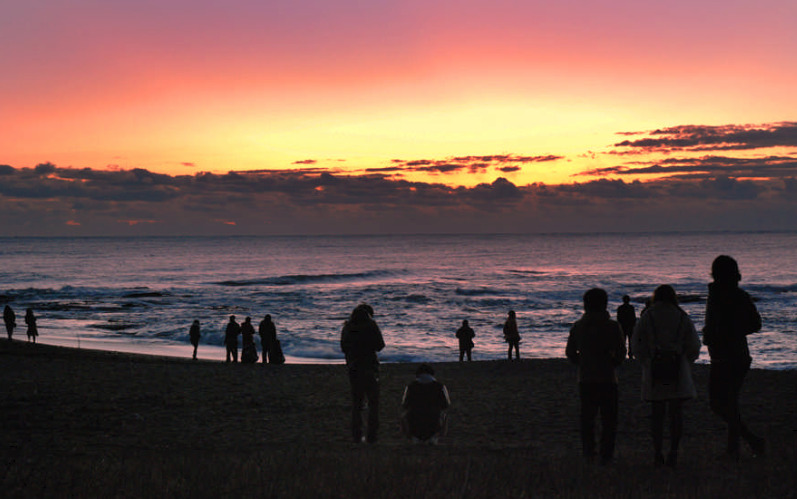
[3,305,38,343]
[340,303,451,445]
[454,310,522,362]
[566,255,765,466]
[188,314,284,364]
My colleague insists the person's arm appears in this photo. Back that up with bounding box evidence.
[373,323,385,352]
[441,384,451,410]
[631,315,650,361]
[565,325,579,364]
[740,290,762,336]
[683,315,701,362]
[613,323,626,365]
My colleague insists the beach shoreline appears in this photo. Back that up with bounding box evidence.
[1,339,795,497]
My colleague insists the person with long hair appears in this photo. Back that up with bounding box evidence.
[703,255,766,460]
[632,285,700,467]
[340,303,385,443]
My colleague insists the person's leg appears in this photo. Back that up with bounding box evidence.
[459,348,464,362]
[709,361,741,456]
[579,383,599,460]
[466,348,472,361]
[365,374,380,443]
[349,372,366,443]
[598,383,618,464]
[667,399,683,466]
[507,344,513,360]
[514,342,520,359]
[731,360,765,454]
[651,400,665,464]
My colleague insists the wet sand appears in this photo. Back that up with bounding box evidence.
[1,340,795,497]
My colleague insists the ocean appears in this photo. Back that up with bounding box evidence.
[1,232,795,369]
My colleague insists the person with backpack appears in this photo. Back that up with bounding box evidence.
[400,364,450,444]
[632,285,700,467]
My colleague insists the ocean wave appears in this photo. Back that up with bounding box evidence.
[214,270,399,287]
[455,287,509,297]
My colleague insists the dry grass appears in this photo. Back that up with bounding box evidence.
[1,341,795,498]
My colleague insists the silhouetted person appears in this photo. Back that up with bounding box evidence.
[340,303,385,443]
[401,364,450,444]
[258,314,278,364]
[566,288,626,464]
[3,305,15,341]
[503,310,520,360]
[224,315,241,363]
[24,308,38,343]
[632,285,701,467]
[189,320,201,360]
[616,295,637,359]
[455,319,475,362]
[241,316,259,363]
[703,255,765,460]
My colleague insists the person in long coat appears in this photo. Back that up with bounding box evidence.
[503,310,520,360]
[25,308,38,343]
[3,305,16,340]
[632,285,700,467]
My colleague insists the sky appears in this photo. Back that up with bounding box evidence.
[1,0,796,236]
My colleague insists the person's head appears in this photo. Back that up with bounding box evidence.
[583,288,608,313]
[711,255,741,284]
[350,303,373,323]
[622,295,630,304]
[462,319,469,326]
[265,314,271,321]
[653,285,678,306]
[244,316,251,323]
[416,363,435,377]
[508,310,516,318]
[229,315,236,321]
[193,319,199,325]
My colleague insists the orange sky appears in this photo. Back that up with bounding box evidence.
[2,0,796,189]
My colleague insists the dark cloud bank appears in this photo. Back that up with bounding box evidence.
[2,122,796,236]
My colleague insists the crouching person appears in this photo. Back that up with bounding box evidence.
[401,364,451,444]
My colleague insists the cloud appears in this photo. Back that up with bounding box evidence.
[388,154,564,176]
[613,122,797,153]
[292,159,317,165]
[181,162,196,167]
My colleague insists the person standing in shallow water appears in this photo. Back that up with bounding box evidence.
[189,320,201,360]
[340,303,385,444]
[632,285,701,467]
[455,320,475,362]
[616,295,637,359]
[703,255,766,460]
[503,310,520,360]
[566,288,626,465]
[3,305,15,341]
[224,315,241,363]
[25,308,38,343]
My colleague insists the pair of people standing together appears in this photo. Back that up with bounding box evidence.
[566,255,764,465]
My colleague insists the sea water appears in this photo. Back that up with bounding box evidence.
[1,232,795,369]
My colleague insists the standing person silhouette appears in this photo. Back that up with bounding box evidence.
[3,305,15,341]
[503,310,520,360]
[240,317,259,363]
[703,255,766,459]
[24,308,38,343]
[455,320,475,362]
[632,285,701,467]
[616,295,637,359]
[258,314,277,364]
[340,303,385,444]
[224,315,241,363]
[189,320,201,360]
[566,288,626,464]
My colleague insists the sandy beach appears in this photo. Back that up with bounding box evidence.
[1,340,795,497]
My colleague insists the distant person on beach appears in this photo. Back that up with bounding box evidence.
[616,295,637,359]
[566,288,626,464]
[340,303,385,444]
[240,316,259,364]
[703,255,766,459]
[224,315,241,363]
[189,320,201,360]
[400,364,451,444]
[3,305,15,341]
[25,308,38,343]
[503,310,520,360]
[631,285,701,467]
[258,314,278,364]
[456,320,475,362]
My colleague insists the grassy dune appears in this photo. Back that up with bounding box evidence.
[1,340,795,498]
